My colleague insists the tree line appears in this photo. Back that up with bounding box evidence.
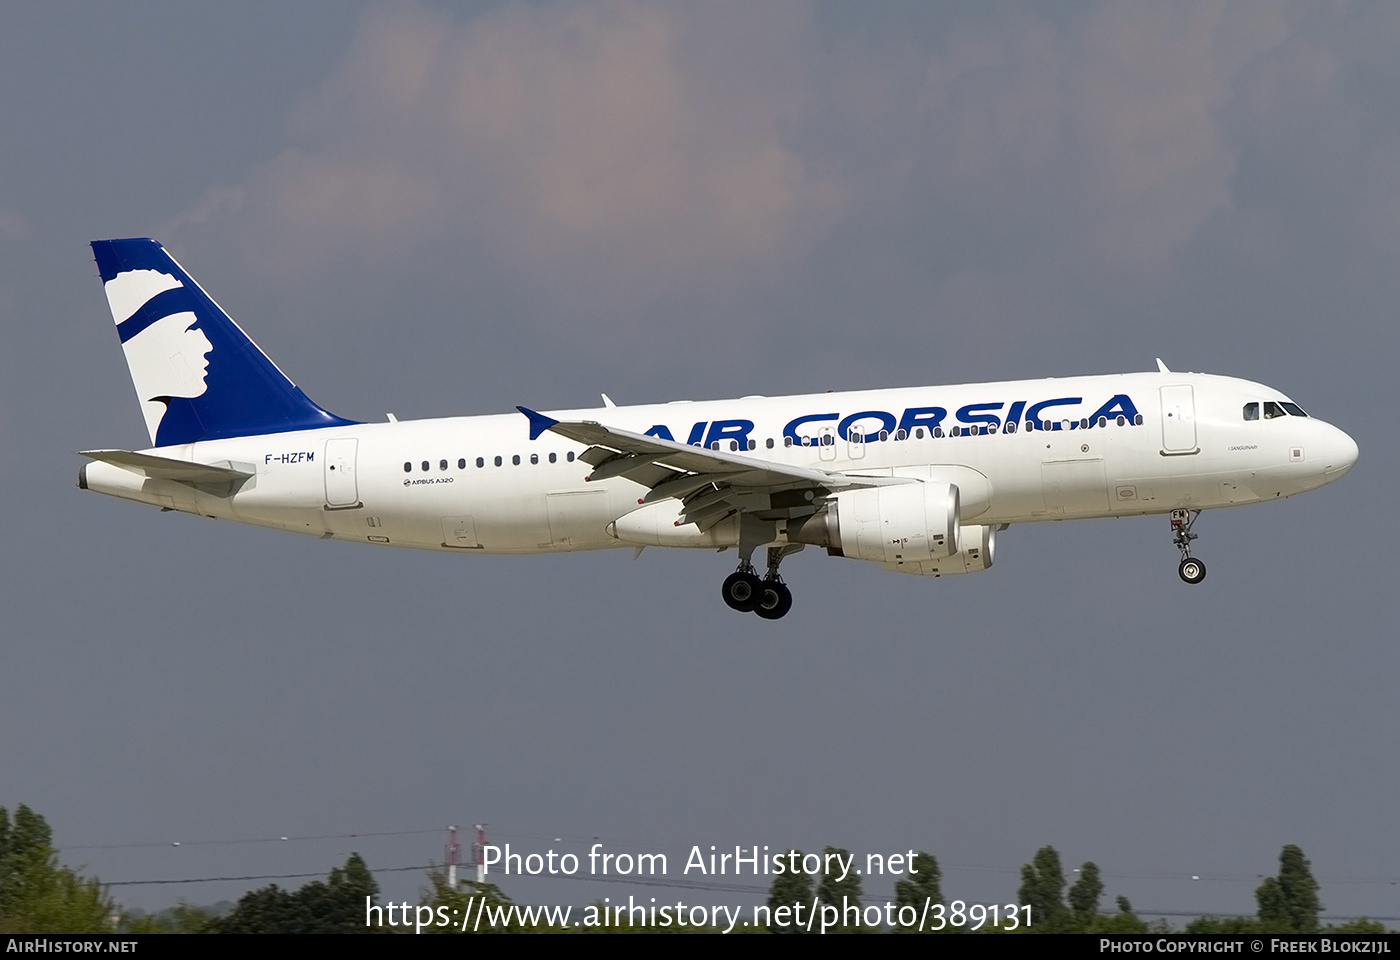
[0,803,1389,934]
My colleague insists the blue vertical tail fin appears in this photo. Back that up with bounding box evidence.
[91,238,356,447]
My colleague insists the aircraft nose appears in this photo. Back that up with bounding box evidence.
[1324,425,1359,479]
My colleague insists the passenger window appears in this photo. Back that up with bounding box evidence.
[915,428,925,439]
[730,440,738,451]
[512,455,521,465]
[439,459,448,471]
[403,462,412,473]
[1116,415,1125,426]
[531,453,538,464]
[494,456,502,467]
[951,426,961,437]
[567,451,575,462]
[458,458,466,469]
[933,427,943,438]
[476,457,484,468]
[1243,403,1259,421]
[1005,422,1016,434]
[421,461,429,472]
[549,452,557,463]
[767,438,775,449]
[749,439,756,451]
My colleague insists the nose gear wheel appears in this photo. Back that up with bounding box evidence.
[1170,509,1206,584]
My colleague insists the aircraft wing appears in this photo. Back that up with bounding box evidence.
[517,407,907,531]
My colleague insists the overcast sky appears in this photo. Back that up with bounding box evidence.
[1,0,1396,924]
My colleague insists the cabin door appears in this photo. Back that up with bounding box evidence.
[324,438,360,508]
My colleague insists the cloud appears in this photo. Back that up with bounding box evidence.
[171,1,840,330]
[163,2,1400,379]
[893,3,1294,280]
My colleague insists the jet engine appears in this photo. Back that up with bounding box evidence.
[880,523,996,576]
[787,481,961,564]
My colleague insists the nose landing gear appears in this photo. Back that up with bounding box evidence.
[1171,509,1206,584]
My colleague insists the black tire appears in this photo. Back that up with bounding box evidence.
[754,581,793,620]
[722,571,763,612]
[1178,558,1206,584]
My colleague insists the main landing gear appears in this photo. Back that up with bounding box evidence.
[1171,509,1206,584]
[722,546,798,619]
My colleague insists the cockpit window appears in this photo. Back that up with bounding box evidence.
[1280,402,1308,418]
[1263,401,1287,419]
[1243,403,1259,421]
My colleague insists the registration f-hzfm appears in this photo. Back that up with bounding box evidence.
[80,239,1359,619]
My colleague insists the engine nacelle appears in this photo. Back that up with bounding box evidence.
[788,481,960,564]
[881,524,996,576]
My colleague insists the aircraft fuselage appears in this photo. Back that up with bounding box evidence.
[81,371,1356,555]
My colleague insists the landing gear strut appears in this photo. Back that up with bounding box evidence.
[754,547,796,621]
[721,545,800,618]
[1171,509,1206,584]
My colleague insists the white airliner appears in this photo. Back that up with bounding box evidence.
[80,239,1358,619]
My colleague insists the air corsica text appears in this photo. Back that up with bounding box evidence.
[642,394,1141,449]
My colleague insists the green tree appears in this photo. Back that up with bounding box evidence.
[815,846,862,918]
[764,849,812,935]
[1256,845,1322,932]
[0,805,113,934]
[212,853,380,934]
[893,852,941,933]
[1017,846,1068,930]
[419,871,519,933]
[119,902,218,934]
[1068,861,1104,926]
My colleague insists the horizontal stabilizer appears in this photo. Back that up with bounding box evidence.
[80,449,254,485]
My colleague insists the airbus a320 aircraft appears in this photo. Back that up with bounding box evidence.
[80,239,1358,620]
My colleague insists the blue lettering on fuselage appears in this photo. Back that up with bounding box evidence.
[956,402,1004,430]
[1025,397,1081,428]
[1086,394,1140,424]
[704,419,754,450]
[838,410,897,441]
[783,413,839,445]
[649,395,1139,448]
[897,407,946,436]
